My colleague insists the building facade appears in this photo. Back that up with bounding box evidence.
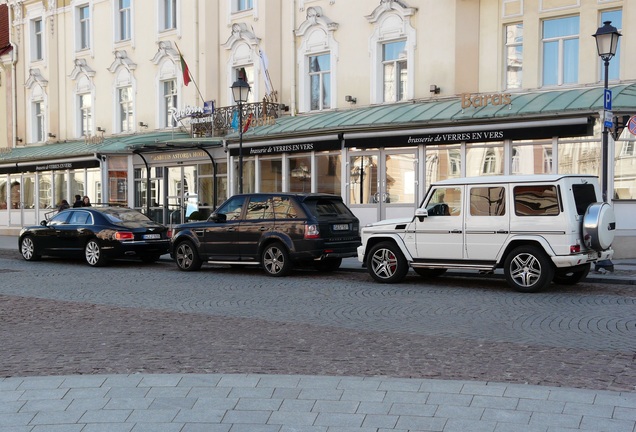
[1,0,635,257]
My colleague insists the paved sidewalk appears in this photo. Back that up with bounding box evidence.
[1,235,635,431]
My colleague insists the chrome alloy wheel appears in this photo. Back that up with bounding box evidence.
[20,237,35,260]
[370,247,399,280]
[508,252,542,288]
[85,240,102,266]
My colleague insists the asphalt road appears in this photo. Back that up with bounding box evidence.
[1,250,634,393]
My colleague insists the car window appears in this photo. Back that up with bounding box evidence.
[470,186,506,216]
[514,185,560,216]
[303,198,352,219]
[572,183,597,215]
[426,187,461,216]
[49,211,71,225]
[246,196,274,220]
[272,196,301,219]
[68,211,91,225]
[216,196,246,221]
[103,209,151,223]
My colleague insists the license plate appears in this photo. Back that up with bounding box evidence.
[143,233,161,239]
[333,224,349,231]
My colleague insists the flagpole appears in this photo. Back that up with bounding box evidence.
[174,42,205,103]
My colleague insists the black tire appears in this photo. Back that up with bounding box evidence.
[85,239,108,267]
[504,245,554,293]
[262,242,292,277]
[20,236,41,261]
[366,241,409,283]
[553,263,591,285]
[140,253,162,264]
[313,258,342,272]
[174,240,202,271]
[413,268,447,278]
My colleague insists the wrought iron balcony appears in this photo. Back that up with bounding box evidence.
[190,99,286,138]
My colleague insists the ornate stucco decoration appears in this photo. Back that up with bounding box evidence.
[295,6,338,37]
[47,0,56,35]
[151,40,178,65]
[299,0,335,11]
[222,23,261,50]
[10,1,23,43]
[25,68,48,89]
[365,0,417,23]
[69,58,96,80]
[108,50,137,73]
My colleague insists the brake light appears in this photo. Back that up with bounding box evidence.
[304,224,320,239]
[570,244,581,254]
[167,229,172,238]
[115,231,135,240]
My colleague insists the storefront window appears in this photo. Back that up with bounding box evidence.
[108,157,127,204]
[425,145,461,185]
[385,153,415,204]
[0,179,7,209]
[349,155,378,204]
[54,172,67,208]
[316,153,341,195]
[615,137,636,199]
[23,176,35,209]
[234,158,255,194]
[289,156,311,193]
[261,158,283,192]
[466,143,504,177]
[39,173,52,209]
[557,139,600,177]
[511,140,553,175]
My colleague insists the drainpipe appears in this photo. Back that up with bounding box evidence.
[290,0,297,116]
[11,42,18,148]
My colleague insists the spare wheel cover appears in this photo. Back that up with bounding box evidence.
[583,202,616,251]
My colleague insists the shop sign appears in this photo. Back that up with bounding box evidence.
[229,139,341,156]
[149,150,208,163]
[0,159,100,174]
[461,92,512,109]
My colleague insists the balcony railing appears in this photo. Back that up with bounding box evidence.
[190,99,285,138]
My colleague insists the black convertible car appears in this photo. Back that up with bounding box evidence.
[19,207,170,266]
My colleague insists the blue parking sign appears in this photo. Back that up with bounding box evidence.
[604,89,612,110]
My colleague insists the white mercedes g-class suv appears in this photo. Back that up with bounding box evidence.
[358,175,615,292]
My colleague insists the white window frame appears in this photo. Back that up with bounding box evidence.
[232,0,253,13]
[116,0,132,42]
[541,16,579,87]
[114,67,135,134]
[504,23,523,90]
[308,53,331,111]
[381,39,407,103]
[77,4,91,51]
[159,0,178,32]
[161,79,177,128]
[31,17,44,62]
[367,6,416,104]
[296,8,339,113]
[32,100,45,143]
[78,93,93,137]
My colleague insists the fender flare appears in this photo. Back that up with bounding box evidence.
[497,235,556,263]
[362,234,414,262]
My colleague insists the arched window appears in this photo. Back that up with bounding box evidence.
[115,68,134,133]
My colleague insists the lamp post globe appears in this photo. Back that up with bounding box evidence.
[230,78,251,194]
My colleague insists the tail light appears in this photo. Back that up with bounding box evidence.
[304,224,320,239]
[167,229,172,238]
[115,231,135,240]
[570,244,581,254]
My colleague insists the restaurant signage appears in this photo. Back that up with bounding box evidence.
[229,139,341,156]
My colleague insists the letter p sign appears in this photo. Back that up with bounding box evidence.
[604,89,612,111]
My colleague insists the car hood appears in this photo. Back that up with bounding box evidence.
[362,217,412,231]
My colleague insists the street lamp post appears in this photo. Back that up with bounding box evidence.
[230,78,251,194]
[592,21,621,203]
[593,21,621,273]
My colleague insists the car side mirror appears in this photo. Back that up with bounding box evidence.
[210,213,227,223]
[415,208,428,222]
[40,220,48,226]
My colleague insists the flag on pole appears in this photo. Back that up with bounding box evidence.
[179,54,191,86]
[243,113,253,133]
[259,49,273,95]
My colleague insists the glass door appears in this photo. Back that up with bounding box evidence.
[348,149,418,226]
[166,166,198,225]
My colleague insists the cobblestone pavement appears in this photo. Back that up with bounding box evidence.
[0,251,634,393]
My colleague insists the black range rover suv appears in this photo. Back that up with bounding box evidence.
[169,193,361,276]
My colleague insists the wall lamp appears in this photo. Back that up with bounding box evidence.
[344,95,356,104]
[48,133,56,138]
[97,127,106,133]
[139,122,148,128]
[430,85,440,94]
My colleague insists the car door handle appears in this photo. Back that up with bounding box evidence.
[226,227,236,232]
[259,227,268,231]
[496,230,509,234]
[450,229,462,234]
